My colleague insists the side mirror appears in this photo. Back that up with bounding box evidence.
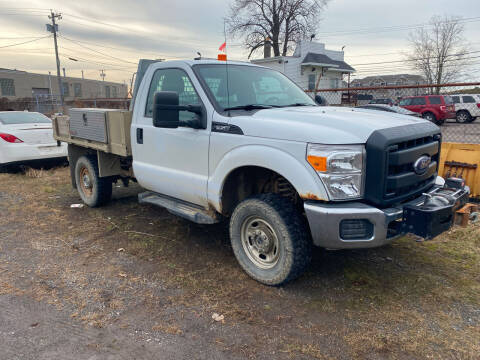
[153,91,180,128]
[315,94,327,106]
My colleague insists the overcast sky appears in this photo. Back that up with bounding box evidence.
[1,0,479,85]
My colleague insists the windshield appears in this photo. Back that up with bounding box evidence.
[194,64,316,110]
[0,112,51,125]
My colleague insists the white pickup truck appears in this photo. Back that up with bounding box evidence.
[53,59,469,285]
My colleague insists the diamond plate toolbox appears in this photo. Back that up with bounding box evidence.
[69,108,108,143]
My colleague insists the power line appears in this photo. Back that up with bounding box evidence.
[62,12,127,32]
[317,16,480,37]
[59,35,138,65]
[0,35,51,49]
[54,34,187,59]
[59,45,138,67]
[351,50,480,67]
[59,52,136,71]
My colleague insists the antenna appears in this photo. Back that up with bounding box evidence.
[223,20,231,111]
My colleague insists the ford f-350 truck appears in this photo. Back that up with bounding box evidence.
[53,59,469,285]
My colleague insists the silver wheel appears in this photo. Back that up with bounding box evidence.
[241,216,280,269]
[456,111,470,123]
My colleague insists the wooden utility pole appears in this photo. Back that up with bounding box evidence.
[47,11,64,110]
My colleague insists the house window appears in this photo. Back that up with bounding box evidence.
[308,74,316,91]
[62,82,69,96]
[0,78,16,96]
[112,86,118,98]
[105,86,111,98]
[73,83,82,97]
[330,78,339,88]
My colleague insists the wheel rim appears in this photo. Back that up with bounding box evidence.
[241,216,280,269]
[79,166,93,198]
[424,114,433,121]
[457,112,468,122]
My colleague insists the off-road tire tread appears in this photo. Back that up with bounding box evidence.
[75,155,112,207]
[230,193,311,286]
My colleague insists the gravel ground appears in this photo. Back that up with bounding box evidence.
[0,165,479,359]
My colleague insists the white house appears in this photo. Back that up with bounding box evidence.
[251,41,355,104]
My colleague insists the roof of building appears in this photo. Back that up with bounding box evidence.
[0,67,126,86]
[353,74,425,83]
[301,53,355,72]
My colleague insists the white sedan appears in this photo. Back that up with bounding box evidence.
[0,111,67,168]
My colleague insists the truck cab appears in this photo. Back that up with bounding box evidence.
[54,59,469,285]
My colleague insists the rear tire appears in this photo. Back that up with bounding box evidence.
[229,194,311,286]
[74,155,112,207]
[422,112,437,124]
[456,110,471,123]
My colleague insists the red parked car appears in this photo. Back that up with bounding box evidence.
[398,95,455,125]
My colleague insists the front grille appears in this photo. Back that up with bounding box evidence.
[364,122,441,207]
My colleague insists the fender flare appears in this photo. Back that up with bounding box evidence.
[207,145,329,213]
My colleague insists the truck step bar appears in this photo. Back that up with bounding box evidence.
[138,191,220,224]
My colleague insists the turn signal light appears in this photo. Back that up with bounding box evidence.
[218,54,227,61]
[307,155,327,172]
[0,133,23,143]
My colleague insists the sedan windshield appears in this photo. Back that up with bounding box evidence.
[0,112,51,125]
[194,64,316,110]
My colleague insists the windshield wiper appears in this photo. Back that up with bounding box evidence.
[223,104,273,111]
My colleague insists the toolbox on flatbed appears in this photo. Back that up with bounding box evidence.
[52,108,132,157]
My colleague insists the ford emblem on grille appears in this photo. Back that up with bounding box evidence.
[413,155,431,175]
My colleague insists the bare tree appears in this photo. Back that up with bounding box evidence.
[407,15,469,92]
[227,0,330,58]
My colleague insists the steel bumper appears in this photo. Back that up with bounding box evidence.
[304,186,469,249]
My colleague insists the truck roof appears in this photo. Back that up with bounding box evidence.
[159,59,261,67]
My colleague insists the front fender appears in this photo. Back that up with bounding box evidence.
[208,144,329,212]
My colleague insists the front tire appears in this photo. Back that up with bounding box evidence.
[422,112,437,123]
[229,194,311,286]
[74,155,112,207]
[456,110,471,123]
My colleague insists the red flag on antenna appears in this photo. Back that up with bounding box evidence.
[219,42,226,52]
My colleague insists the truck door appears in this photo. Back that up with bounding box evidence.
[132,67,210,207]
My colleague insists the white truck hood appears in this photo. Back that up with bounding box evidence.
[229,106,431,144]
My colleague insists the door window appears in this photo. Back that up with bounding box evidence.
[428,96,441,105]
[145,68,200,122]
[462,95,475,103]
[451,96,460,103]
[411,97,426,105]
[399,98,412,106]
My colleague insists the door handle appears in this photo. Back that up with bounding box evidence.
[136,128,143,144]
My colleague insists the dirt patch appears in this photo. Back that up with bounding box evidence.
[0,166,479,359]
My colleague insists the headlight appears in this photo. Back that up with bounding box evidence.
[307,144,365,200]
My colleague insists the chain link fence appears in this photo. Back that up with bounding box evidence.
[0,95,130,116]
[308,82,480,144]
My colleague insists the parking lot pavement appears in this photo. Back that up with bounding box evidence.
[1,167,479,359]
[441,119,480,143]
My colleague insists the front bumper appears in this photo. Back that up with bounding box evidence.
[304,185,469,249]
